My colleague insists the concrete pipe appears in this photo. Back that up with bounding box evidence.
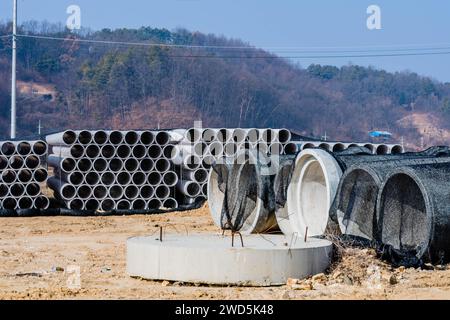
[1,142,16,156]
[17,169,33,183]
[147,199,162,210]
[124,131,139,145]
[232,129,247,144]
[100,199,116,211]
[140,185,154,199]
[194,142,208,157]
[18,197,34,210]
[116,171,132,185]
[10,184,25,197]
[116,199,131,210]
[92,185,108,200]
[48,156,77,173]
[0,184,8,197]
[391,145,404,155]
[68,198,84,211]
[207,164,228,227]
[109,131,123,145]
[26,183,41,197]
[162,171,178,187]
[347,144,360,149]
[140,131,154,145]
[132,198,147,210]
[77,185,93,200]
[132,171,147,186]
[202,155,215,168]
[25,155,40,170]
[183,169,208,184]
[140,159,154,172]
[124,158,140,172]
[185,128,202,143]
[2,170,17,184]
[84,171,101,185]
[376,145,389,155]
[207,142,223,158]
[333,156,450,240]
[202,129,217,143]
[59,171,84,186]
[255,142,269,155]
[93,131,108,145]
[34,196,50,210]
[216,129,232,143]
[9,156,24,170]
[155,185,171,199]
[132,144,147,159]
[269,142,283,155]
[77,158,93,172]
[77,130,93,145]
[148,172,162,186]
[377,164,450,264]
[109,159,124,172]
[276,129,292,144]
[52,144,85,159]
[319,143,331,151]
[163,198,178,209]
[224,143,238,157]
[46,130,77,146]
[246,129,260,144]
[202,183,207,196]
[93,158,108,172]
[332,143,346,153]
[155,158,171,173]
[116,145,132,158]
[33,169,48,183]
[84,199,100,211]
[163,145,175,160]
[48,178,77,200]
[363,144,375,154]
[287,149,343,237]
[101,172,115,186]
[148,144,163,159]
[15,141,31,156]
[177,181,201,197]
[2,198,17,210]
[101,144,116,159]
[109,185,124,200]
[85,145,101,158]
[0,156,7,170]
[283,143,299,155]
[155,131,170,146]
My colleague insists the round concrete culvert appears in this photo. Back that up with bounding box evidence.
[163,198,178,209]
[207,165,226,227]
[116,172,131,185]
[148,172,162,186]
[162,171,178,187]
[127,234,332,286]
[93,158,108,172]
[155,131,170,146]
[109,159,123,172]
[2,170,16,183]
[10,184,25,197]
[34,196,50,210]
[27,183,42,197]
[2,198,17,210]
[332,143,346,152]
[302,143,315,150]
[124,158,139,172]
[140,131,154,145]
[109,186,124,200]
[155,185,170,199]
[132,199,147,210]
[9,156,24,170]
[148,145,163,159]
[77,159,92,172]
[18,197,34,210]
[0,156,8,170]
[284,143,299,155]
[85,172,100,185]
[117,145,131,158]
[32,140,48,155]
[61,158,76,172]
[163,145,175,159]
[25,155,40,169]
[77,185,93,199]
[101,172,115,186]
[109,131,123,145]
[69,199,84,211]
[132,172,146,186]
[84,199,100,211]
[391,145,404,155]
[101,199,116,211]
[33,169,48,183]
[124,131,139,145]
[132,145,147,159]
[93,185,108,200]
[18,169,32,183]
[140,185,154,199]
[85,145,100,158]
[125,185,139,200]
[1,142,16,156]
[117,200,131,210]
[364,144,375,154]
[62,130,77,145]
[287,149,343,237]
[101,145,115,159]
[69,144,85,158]
[17,142,31,156]
[78,131,92,145]
[0,184,9,197]
[376,145,389,155]
[93,131,108,145]
[140,159,154,171]
[147,199,162,210]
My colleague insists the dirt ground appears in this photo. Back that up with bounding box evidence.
[0,204,449,300]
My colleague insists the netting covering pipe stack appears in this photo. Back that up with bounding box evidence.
[0,140,49,212]
[330,147,450,241]
[46,130,183,211]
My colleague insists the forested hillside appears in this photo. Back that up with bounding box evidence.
[1,21,450,149]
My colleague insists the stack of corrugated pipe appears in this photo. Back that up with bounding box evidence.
[174,128,295,207]
[46,130,183,212]
[0,140,49,211]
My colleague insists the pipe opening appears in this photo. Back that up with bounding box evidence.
[19,197,33,209]
[376,145,389,155]
[148,199,161,210]
[163,198,178,209]
[109,186,123,200]
[77,185,92,199]
[69,172,84,185]
[124,131,139,145]
[10,184,25,197]
[332,143,345,152]
[2,170,16,183]
[101,145,115,159]
[364,144,375,153]
[148,145,162,159]
[85,145,100,158]
[140,185,154,198]
[117,145,131,158]
[0,184,8,197]
[140,131,154,145]
[32,141,48,156]
[194,169,208,184]
[163,171,178,186]
[101,199,115,211]
[93,131,108,145]
[283,143,298,155]
[109,159,123,172]
[0,156,7,170]
[33,169,48,183]
[116,172,131,185]
[93,185,108,199]
[125,186,139,199]
[62,130,77,145]
[101,172,115,186]
[61,184,76,199]
[77,159,92,172]
[348,144,359,149]
[132,172,146,186]
[277,129,292,144]
[117,200,131,210]
[186,182,201,197]
[1,142,16,156]
[163,145,175,159]
[61,158,76,172]
[34,196,50,210]
[85,172,100,185]
[155,158,171,172]
[391,145,403,155]
[262,129,275,143]
[17,142,31,156]
[70,144,85,158]
[302,143,315,150]
[148,172,162,186]
[85,199,99,211]
[69,199,84,211]
[202,183,207,196]
[217,129,230,143]
[155,131,170,146]
[185,129,201,143]
[78,131,93,145]
[379,173,428,254]
[319,143,331,151]
[140,159,154,171]
[155,185,170,199]
[202,129,217,143]
[232,129,246,143]
[3,198,17,210]
[9,156,24,170]
[93,158,108,172]
[132,145,147,159]
[124,158,139,172]
[109,131,123,145]
[132,199,146,210]
[18,169,33,183]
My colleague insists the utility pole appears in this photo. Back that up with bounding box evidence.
[10,0,17,139]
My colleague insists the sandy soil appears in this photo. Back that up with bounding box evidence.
[0,204,449,300]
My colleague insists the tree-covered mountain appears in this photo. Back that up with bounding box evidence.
[1,21,449,149]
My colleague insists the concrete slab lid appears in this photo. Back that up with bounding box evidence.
[127,234,333,286]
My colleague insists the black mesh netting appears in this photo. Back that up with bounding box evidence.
[213,150,278,233]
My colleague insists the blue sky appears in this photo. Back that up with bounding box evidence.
[1,0,449,82]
